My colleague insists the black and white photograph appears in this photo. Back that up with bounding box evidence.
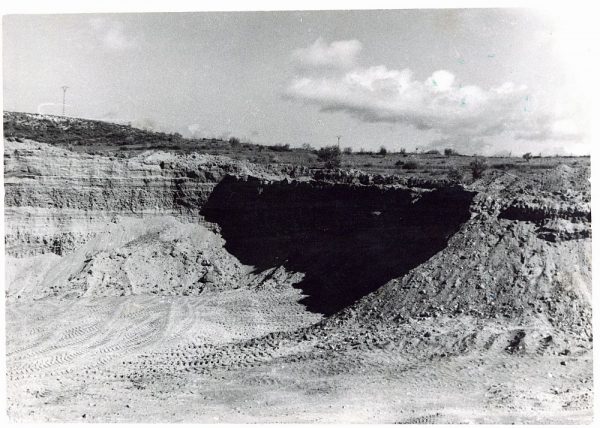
[1,1,596,424]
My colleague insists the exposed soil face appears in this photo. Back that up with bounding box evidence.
[3,113,593,423]
[203,175,475,314]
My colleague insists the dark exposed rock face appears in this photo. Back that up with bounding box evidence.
[202,175,475,314]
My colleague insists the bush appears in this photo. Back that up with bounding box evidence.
[267,144,291,152]
[447,167,463,183]
[399,148,407,156]
[469,158,488,179]
[492,163,512,170]
[343,147,353,154]
[317,146,342,168]
[523,152,532,162]
[379,146,388,156]
[444,148,458,156]
[402,160,419,170]
[229,137,241,148]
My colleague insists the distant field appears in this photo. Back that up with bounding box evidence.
[4,111,589,181]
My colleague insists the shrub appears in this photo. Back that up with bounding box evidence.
[469,157,488,179]
[402,160,419,170]
[267,144,291,152]
[399,148,407,156]
[301,143,313,151]
[379,146,388,156]
[444,148,458,156]
[492,163,512,170]
[343,147,353,154]
[447,167,463,183]
[317,145,342,168]
[229,137,241,148]
[523,152,532,162]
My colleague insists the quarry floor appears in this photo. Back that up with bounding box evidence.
[6,290,593,423]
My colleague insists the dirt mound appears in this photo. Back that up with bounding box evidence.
[313,164,592,350]
[5,217,246,301]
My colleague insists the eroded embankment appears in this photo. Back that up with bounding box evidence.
[3,137,275,257]
[202,175,475,314]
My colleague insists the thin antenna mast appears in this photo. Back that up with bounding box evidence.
[61,86,69,116]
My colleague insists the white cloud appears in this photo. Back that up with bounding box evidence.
[286,64,527,138]
[292,38,362,71]
[89,18,137,51]
[285,39,586,151]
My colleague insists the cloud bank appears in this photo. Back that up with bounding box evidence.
[285,39,585,152]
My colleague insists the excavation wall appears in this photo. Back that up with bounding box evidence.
[3,138,270,256]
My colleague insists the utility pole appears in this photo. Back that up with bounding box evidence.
[336,135,341,149]
[61,86,69,116]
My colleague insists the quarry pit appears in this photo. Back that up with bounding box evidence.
[3,112,593,423]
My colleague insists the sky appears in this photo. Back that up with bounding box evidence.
[2,9,593,155]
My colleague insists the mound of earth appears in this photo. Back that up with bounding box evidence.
[5,217,246,301]
[270,161,592,362]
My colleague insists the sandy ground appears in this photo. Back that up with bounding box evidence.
[6,291,592,423]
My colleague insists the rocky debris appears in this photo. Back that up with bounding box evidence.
[505,330,527,354]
